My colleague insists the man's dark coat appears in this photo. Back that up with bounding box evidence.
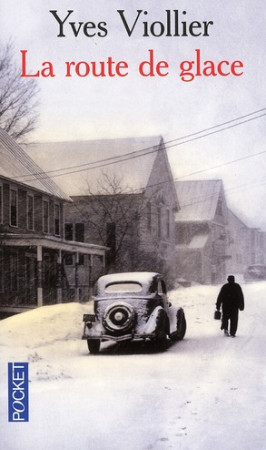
[216,281,244,313]
[216,279,244,336]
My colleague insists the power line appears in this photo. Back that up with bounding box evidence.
[16,108,266,182]
[166,107,266,146]
[166,113,266,152]
[173,147,266,181]
[132,146,266,194]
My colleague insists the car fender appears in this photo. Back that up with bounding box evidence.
[138,305,167,335]
[167,306,178,334]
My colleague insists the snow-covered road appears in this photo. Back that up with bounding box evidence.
[0,282,265,450]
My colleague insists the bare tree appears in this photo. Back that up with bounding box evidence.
[75,172,143,272]
[0,40,39,142]
[68,171,170,281]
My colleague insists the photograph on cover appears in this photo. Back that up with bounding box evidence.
[0,1,266,449]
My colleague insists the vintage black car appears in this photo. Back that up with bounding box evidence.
[82,272,186,354]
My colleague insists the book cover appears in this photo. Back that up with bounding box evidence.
[0,1,265,449]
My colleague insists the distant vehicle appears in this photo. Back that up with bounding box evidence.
[244,264,266,282]
[82,272,186,354]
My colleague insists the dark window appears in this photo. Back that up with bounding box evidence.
[54,204,60,236]
[65,253,73,265]
[43,200,49,233]
[27,195,34,230]
[0,250,3,292]
[178,226,188,245]
[147,202,152,231]
[0,185,3,224]
[10,189,18,227]
[78,254,84,265]
[158,280,166,295]
[75,223,84,242]
[166,209,170,238]
[216,198,223,216]
[157,207,161,238]
[107,222,116,264]
[10,252,18,292]
[65,223,73,241]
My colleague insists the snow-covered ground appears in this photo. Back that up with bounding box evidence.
[0,281,265,450]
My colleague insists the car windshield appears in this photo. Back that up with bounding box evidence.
[105,282,142,293]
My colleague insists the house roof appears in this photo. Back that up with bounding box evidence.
[176,233,210,250]
[0,128,70,201]
[188,233,210,249]
[175,180,224,222]
[25,136,163,196]
[227,208,249,229]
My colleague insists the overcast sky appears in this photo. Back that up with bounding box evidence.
[1,1,266,229]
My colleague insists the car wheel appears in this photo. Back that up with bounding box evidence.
[175,309,186,341]
[87,339,101,354]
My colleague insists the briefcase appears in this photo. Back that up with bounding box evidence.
[214,310,221,320]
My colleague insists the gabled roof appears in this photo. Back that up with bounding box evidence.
[25,136,163,196]
[0,128,70,201]
[175,180,224,222]
[227,208,249,229]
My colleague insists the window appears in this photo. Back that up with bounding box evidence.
[105,282,142,293]
[54,204,60,236]
[0,184,3,224]
[75,223,84,242]
[216,198,223,216]
[166,209,170,238]
[27,195,34,230]
[158,280,166,295]
[147,201,152,231]
[10,252,18,292]
[0,249,3,292]
[78,254,84,265]
[178,226,189,245]
[65,253,73,265]
[65,223,73,241]
[106,223,116,264]
[10,189,18,227]
[157,207,161,238]
[43,200,49,233]
[64,253,84,266]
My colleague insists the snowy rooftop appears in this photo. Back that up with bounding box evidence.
[176,233,210,250]
[25,136,163,196]
[175,180,224,222]
[0,129,69,201]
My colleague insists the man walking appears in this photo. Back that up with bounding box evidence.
[216,275,245,337]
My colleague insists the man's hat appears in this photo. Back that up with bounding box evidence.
[227,275,235,282]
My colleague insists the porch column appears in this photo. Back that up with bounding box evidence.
[57,250,62,304]
[75,252,79,302]
[88,254,93,300]
[37,245,43,307]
